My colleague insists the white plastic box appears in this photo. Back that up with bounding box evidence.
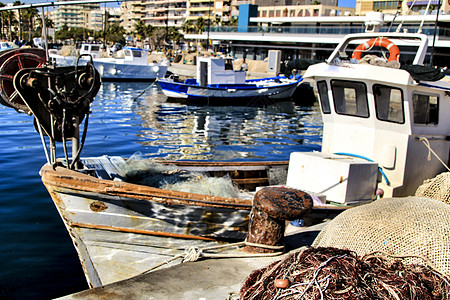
[286,152,379,205]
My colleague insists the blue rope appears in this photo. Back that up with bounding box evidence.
[334,152,390,186]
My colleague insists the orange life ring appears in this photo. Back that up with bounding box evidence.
[352,38,400,62]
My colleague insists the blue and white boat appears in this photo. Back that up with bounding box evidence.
[50,43,169,81]
[158,57,302,105]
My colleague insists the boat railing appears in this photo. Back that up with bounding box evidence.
[325,32,429,65]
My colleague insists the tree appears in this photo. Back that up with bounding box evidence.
[13,1,22,40]
[181,20,195,34]
[22,6,38,41]
[4,9,16,40]
[168,26,182,51]
[36,16,54,39]
[134,20,146,41]
[102,23,125,44]
[150,28,165,50]
[56,26,92,42]
[195,17,205,34]
[0,2,5,40]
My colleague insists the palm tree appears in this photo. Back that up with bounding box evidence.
[0,2,5,40]
[22,6,38,41]
[181,20,195,34]
[103,23,125,44]
[168,26,182,51]
[13,1,23,40]
[134,20,146,41]
[195,17,205,34]
[36,16,54,40]
[4,10,16,40]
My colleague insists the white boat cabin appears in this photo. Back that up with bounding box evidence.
[288,33,450,205]
[79,43,102,59]
[197,57,246,86]
[80,44,149,65]
[121,47,149,65]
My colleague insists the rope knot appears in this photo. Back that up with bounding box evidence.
[183,246,203,263]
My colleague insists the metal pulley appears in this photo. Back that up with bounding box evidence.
[13,63,101,142]
[0,48,46,114]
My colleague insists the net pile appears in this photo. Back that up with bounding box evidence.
[240,247,449,299]
[312,197,450,277]
[415,172,450,204]
[120,153,240,198]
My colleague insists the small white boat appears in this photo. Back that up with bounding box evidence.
[158,56,302,105]
[50,43,168,81]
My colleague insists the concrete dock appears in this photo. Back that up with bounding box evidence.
[58,222,327,299]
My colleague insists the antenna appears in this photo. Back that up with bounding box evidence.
[431,0,442,65]
[418,0,433,33]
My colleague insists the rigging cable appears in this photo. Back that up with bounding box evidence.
[431,0,442,66]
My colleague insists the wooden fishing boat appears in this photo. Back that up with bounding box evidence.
[40,156,343,287]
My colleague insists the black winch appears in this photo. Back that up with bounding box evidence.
[0,48,101,169]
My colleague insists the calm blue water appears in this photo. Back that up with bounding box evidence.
[0,82,322,299]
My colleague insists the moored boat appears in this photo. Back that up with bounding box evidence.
[158,56,302,105]
[50,43,169,81]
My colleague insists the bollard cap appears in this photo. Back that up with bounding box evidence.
[253,187,313,220]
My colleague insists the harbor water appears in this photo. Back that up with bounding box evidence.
[0,82,322,299]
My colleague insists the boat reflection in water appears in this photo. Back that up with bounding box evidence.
[96,82,322,161]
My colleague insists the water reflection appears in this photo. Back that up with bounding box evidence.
[95,82,323,161]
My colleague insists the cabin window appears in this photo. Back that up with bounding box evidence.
[412,94,439,125]
[83,45,89,51]
[132,50,142,58]
[373,84,404,124]
[317,81,331,114]
[91,45,100,52]
[331,80,369,117]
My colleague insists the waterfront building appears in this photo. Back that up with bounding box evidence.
[257,4,354,17]
[184,5,450,66]
[143,0,187,28]
[356,0,450,16]
[52,1,100,30]
[120,1,146,33]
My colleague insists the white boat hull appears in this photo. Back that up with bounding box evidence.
[50,54,167,81]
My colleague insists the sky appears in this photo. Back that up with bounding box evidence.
[338,0,357,8]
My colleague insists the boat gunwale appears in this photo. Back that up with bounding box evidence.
[40,161,292,210]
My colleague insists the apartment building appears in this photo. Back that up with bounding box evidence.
[258,4,354,17]
[52,1,100,30]
[143,0,187,28]
[356,0,450,15]
[120,1,146,32]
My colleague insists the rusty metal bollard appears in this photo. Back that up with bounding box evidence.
[244,187,313,253]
